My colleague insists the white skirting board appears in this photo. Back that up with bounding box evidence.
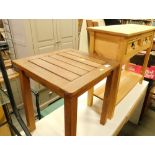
[22,80,148,136]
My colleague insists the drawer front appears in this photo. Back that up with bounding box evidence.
[126,38,141,55]
[142,34,153,50]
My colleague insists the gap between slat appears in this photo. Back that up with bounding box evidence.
[29,59,80,81]
[49,54,95,71]
[40,56,88,76]
[57,52,101,67]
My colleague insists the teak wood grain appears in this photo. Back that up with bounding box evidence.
[19,70,36,131]
[29,58,79,81]
[40,56,87,76]
[50,54,94,71]
[13,49,119,136]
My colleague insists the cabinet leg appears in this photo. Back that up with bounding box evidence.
[140,48,151,83]
[64,95,78,136]
[87,87,94,106]
[125,60,130,70]
[19,71,36,131]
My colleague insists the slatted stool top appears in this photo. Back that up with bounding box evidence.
[13,49,118,97]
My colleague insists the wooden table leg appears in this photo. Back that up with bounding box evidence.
[125,60,130,70]
[140,48,151,83]
[64,95,78,136]
[87,87,94,106]
[19,71,36,131]
[100,66,121,124]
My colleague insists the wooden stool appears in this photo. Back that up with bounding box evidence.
[13,49,119,135]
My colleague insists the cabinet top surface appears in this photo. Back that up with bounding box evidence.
[87,24,155,37]
[13,49,118,96]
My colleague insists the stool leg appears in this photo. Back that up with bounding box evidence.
[64,95,78,136]
[19,71,36,131]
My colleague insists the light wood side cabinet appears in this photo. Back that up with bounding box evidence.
[87,24,155,121]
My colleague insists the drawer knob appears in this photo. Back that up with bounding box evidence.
[131,42,135,49]
[145,38,148,43]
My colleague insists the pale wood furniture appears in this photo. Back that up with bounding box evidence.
[87,24,155,123]
[13,49,119,136]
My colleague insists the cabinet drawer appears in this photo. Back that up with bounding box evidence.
[126,39,141,55]
[142,35,152,50]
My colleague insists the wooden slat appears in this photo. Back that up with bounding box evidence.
[62,64,115,96]
[18,62,69,97]
[29,59,79,81]
[94,70,143,105]
[40,56,88,76]
[58,52,101,67]
[50,54,94,71]
[65,50,105,64]
[21,62,69,85]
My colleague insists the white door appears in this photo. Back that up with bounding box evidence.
[56,19,78,50]
[30,19,57,54]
